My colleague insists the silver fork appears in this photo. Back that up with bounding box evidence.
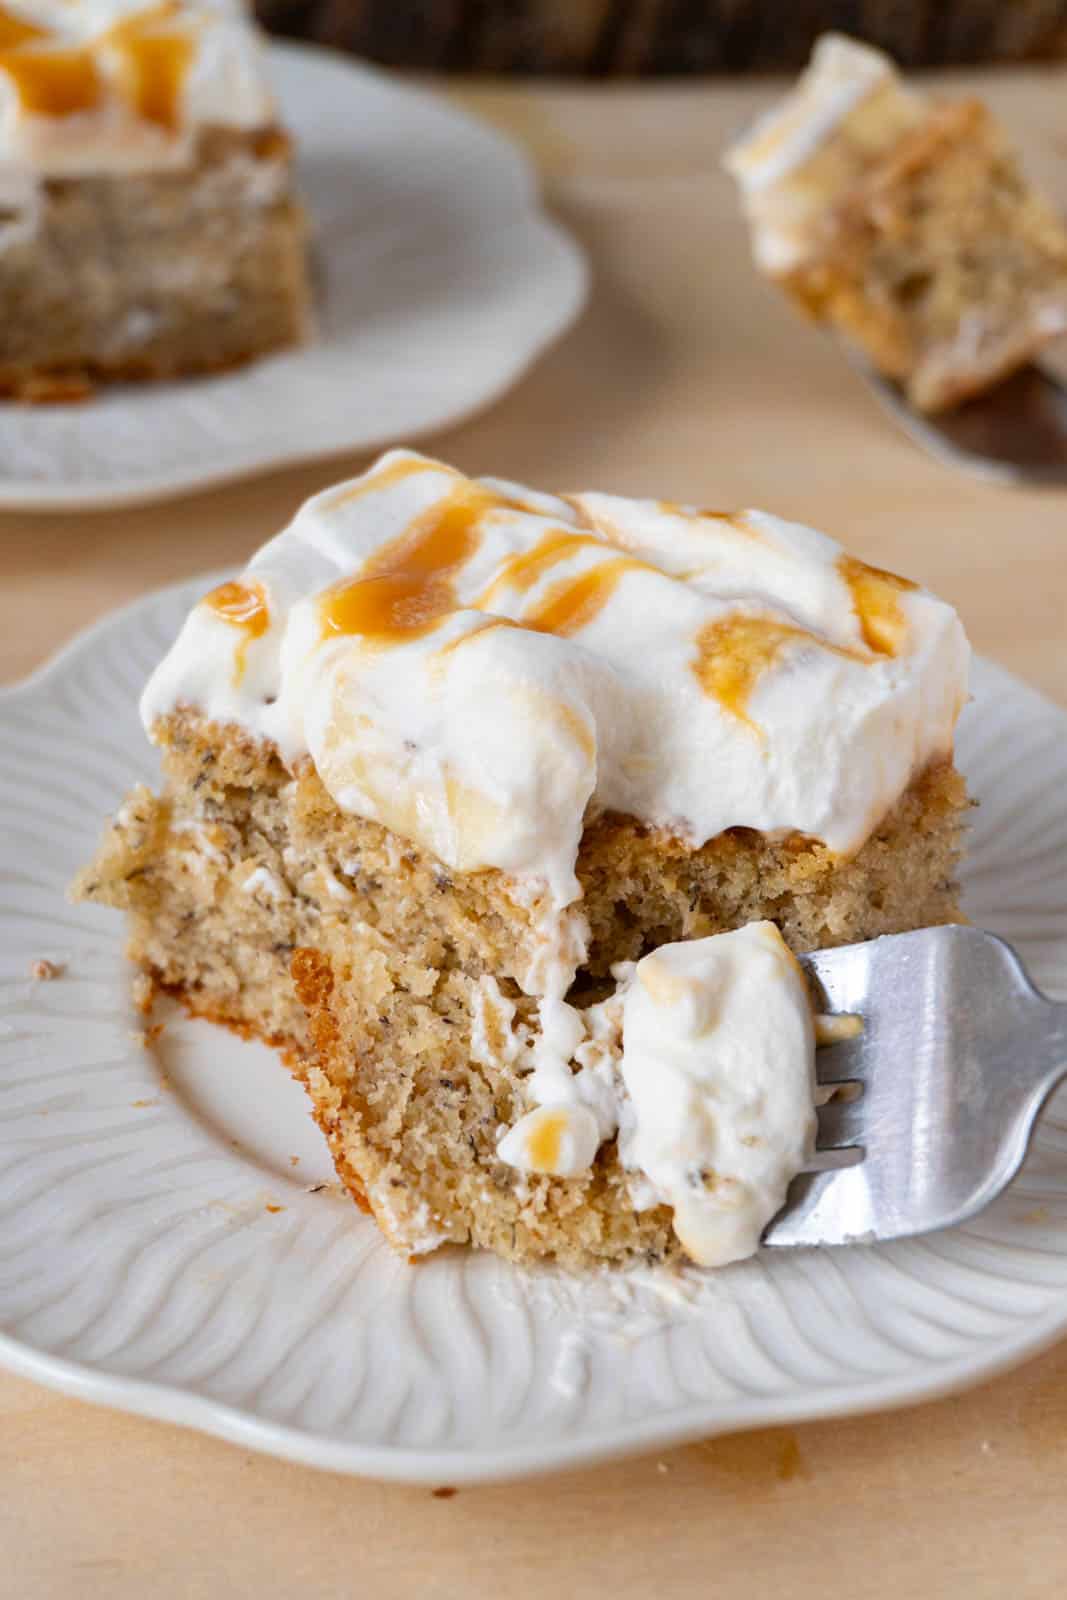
[851,358,1067,486]
[764,925,1067,1249]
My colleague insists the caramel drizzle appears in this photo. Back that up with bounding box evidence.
[658,501,761,537]
[692,553,915,728]
[473,529,606,610]
[838,555,915,657]
[202,580,270,687]
[105,4,194,133]
[0,5,46,50]
[324,453,438,511]
[692,614,864,731]
[0,43,101,117]
[524,557,641,638]
[0,1,194,128]
[320,484,500,645]
[315,479,918,735]
[527,1112,565,1171]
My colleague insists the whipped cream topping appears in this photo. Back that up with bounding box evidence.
[615,924,815,1265]
[723,33,925,273]
[143,446,968,875]
[0,0,273,190]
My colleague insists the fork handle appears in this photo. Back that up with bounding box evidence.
[1026,1000,1067,1105]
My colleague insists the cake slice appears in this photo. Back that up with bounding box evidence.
[0,0,309,400]
[724,34,1067,413]
[74,449,971,1269]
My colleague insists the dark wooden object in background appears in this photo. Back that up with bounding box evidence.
[254,0,1067,72]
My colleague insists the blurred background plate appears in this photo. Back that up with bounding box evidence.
[0,43,588,512]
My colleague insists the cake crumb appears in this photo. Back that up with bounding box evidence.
[30,958,65,981]
[131,1098,158,1108]
[431,1487,457,1499]
[265,1203,284,1214]
[132,972,154,1013]
[129,1021,165,1049]
[657,1461,670,1474]
[289,1155,301,1166]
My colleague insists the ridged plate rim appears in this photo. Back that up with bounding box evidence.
[0,578,1065,1484]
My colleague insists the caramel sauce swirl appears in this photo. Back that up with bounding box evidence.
[202,580,270,687]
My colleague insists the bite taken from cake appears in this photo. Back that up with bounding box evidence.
[74,448,971,1270]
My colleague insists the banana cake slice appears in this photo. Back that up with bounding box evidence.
[0,0,309,400]
[74,448,971,1269]
[724,33,1067,413]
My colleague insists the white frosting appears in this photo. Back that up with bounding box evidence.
[0,0,274,188]
[141,446,967,1266]
[498,1104,602,1180]
[615,923,815,1266]
[723,33,925,273]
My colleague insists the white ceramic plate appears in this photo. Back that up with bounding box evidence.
[0,45,587,512]
[2,580,1066,1484]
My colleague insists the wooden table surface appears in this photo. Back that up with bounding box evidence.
[3,64,1066,1600]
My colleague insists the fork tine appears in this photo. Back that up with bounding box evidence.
[813,1041,867,1084]
[815,1086,865,1149]
[764,1165,876,1248]
[771,926,1067,1251]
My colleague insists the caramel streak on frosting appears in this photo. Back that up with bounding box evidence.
[0,0,275,181]
[0,5,46,47]
[692,612,862,732]
[0,41,100,114]
[524,556,641,638]
[839,555,916,657]
[201,579,269,687]
[473,528,607,609]
[323,451,441,512]
[319,485,493,648]
[104,5,195,132]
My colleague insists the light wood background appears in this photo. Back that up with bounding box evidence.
[2,66,1066,1600]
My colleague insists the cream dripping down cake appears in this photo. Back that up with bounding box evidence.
[74,448,971,1269]
[0,0,308,399]
[724,34,1067,414]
